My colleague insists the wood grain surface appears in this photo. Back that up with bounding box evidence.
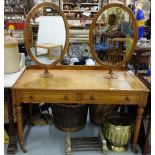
[14,69,148,92]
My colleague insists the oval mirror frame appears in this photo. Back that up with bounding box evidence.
[89,3,138,69]
[24,2,69,68]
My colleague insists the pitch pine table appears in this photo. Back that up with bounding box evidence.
[12,66,149,153]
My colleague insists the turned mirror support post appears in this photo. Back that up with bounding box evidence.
[103,68,118,79]
[40,68,54,78]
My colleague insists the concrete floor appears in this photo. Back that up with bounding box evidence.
[4,120,142,155]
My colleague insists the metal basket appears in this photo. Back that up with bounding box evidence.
[102,112,134,152]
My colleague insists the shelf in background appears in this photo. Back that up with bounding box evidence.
[63,3,99,5]
[63,10,98,13]
[4,11,24,14]
[67,17,93,20]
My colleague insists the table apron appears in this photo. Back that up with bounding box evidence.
[13,90,147,106]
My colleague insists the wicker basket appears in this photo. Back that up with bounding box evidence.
[52,104,88,132]
[89,105,119,125]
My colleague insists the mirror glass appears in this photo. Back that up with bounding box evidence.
[92,6,135,67]
[24,3,68,66]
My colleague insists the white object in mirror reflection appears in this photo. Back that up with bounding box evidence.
[137,37,151,48]
[70,58,79,65]
[85,59,95,66]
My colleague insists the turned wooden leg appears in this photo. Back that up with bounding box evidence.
[48,49,52,59]
[131,107,144,153]
[16,104,27,153]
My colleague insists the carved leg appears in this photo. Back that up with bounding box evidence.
[131,107,144,153]
[16,104,27,153]
[65,132,71,155]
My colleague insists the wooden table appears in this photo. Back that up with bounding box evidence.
[12,66,149,153]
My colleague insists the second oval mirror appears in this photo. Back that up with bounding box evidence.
[89,3,138,77]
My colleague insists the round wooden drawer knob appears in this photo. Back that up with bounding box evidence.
[29,95,34,100]
[126,96,130,101]
[64,95,69,100]
[90,95,95,100]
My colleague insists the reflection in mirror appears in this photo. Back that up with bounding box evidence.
[61,43,93,66]
[28,6,66,65]
[93,6,134,66]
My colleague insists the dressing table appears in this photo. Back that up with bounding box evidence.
[12,2,149,154]
[12,65,149,153]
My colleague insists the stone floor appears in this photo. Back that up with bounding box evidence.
[4,119,143,155]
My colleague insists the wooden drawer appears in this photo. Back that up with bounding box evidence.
[20,91,78,103]
[79,91,139,104]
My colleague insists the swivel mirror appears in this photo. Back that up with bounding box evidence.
[24,2,69,78]
[89,3,138,79]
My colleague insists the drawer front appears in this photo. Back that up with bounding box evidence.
[20,91,78,103]
[79,92,138,104]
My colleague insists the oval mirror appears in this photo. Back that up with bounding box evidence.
[89,3,138,78]
[24,2,69,77]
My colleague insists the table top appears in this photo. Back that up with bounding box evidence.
[13,68,149,92]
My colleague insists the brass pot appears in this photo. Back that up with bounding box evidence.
[102,112,134,152]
